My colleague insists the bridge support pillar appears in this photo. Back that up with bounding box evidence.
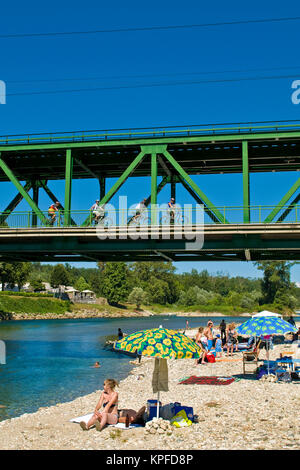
[31,180,40,227]
[242,141,250,223]
[151,151,158,225]
[64,149,73,227]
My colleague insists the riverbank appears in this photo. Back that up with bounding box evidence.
[0,326,299,450]
[5,310,253,320]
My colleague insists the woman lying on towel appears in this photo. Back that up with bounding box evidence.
[80,378,145,431]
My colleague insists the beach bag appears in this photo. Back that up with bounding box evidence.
[160,403,177,421]
[170,410,192,428]
[206,353,215,363]
[276,371,291,383]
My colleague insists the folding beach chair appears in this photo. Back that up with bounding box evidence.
[242,340,261,375]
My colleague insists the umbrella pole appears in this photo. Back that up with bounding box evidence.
[157,390,160,419]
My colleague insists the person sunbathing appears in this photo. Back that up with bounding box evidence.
[118,406,146,426]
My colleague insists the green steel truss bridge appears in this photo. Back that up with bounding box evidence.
[1,120,300,263]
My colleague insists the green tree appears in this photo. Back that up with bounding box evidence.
[255,261,294,304]
[74,276,91,292]
[30,278,45,292]
[101,262,129,305]
[146,277,170,304]
[128,287,148,309]
[13,263,31,290]
[50,264,70,288]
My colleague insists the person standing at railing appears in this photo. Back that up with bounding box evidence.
[48,201,61,226]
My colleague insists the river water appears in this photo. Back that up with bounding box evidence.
[0,315,251,421]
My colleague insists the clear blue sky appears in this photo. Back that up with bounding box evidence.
[1,0,300,281]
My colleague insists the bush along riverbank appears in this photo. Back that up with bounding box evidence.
[0,293,295,321]
[0,294,71,320]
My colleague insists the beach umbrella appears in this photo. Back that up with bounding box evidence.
[236,316,297,374]
[115,327,202,418]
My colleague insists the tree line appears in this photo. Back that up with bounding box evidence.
[1,260,299,313]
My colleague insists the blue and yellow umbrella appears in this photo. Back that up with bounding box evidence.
[236,316,297,375]
[115,327,202,359]
[236,316,297,336]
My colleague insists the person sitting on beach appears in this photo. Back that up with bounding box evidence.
[80,379,119,431]
[203,321,214,351]
[215,334,223,358]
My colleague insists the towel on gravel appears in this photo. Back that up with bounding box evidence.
[70,413,142,429]
[179,376,235,386]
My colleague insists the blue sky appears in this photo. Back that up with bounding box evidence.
[1,0,300,280]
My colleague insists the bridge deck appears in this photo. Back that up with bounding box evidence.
[0,223,299,262]
[0,121,300,181]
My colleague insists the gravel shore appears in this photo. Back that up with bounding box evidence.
[0,327,299,450]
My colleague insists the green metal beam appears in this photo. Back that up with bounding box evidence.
[82,149,146,226]
[151,152,158,225]
[64,149,73,227]
[99,149,146,205]
[31,180,39,227]
[100,176,106,200]
[0,154,48,225]
[2,130,300,153]
[162,148,229,224]
[242,141,250,223]
[0,181,32,225]
[177,176,221,223]
[264,177,300,223]
[276,193,300,223]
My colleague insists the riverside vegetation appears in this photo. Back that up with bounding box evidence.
[0,260,299,319]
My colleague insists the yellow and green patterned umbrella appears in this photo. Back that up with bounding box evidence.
[115,327,202,359]
[115,327,201,419]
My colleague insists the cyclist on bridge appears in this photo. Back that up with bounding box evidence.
[90,200,105,225]
[48,201,61,226]
[167,197,176,224]
[132,198,147,222]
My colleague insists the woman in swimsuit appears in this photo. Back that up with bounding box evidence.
[194,327,208,365]
[80,378,119,431]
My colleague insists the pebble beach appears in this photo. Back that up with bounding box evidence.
[0,326,299,450]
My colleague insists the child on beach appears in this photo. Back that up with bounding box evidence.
[215,334,223,358]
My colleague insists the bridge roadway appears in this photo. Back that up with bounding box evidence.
[0,223,299,262]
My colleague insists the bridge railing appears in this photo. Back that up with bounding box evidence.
[0,205,300,228]
[1,120,300,146]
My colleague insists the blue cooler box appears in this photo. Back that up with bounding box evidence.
[147,400,162,420]
[174,405,194,421]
